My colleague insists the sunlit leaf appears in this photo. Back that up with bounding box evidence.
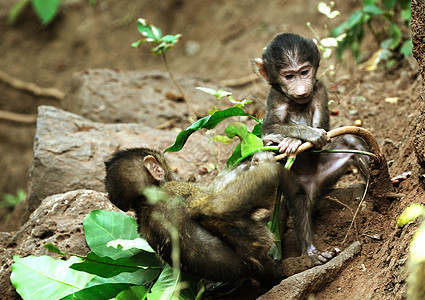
[397,203,425,227]
[213,135,233,144]
[11,255,95,300]
[164,107,258,153]
[225,122,263,157]
[108,238,155,253]
[32,0,61,25]
[84,210,140,260]
[411,226,425,263]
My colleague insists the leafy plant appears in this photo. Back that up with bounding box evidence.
[11,210,200,300]
[8,0,96,26]
[132,19,196,120]
[329,0,412,67]
[1,188,26,208]
[397,203,425,264]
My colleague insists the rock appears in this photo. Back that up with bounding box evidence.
[0,189,120,300]
[26,105,225,213]
[63,69,234,125]
[258,241,362,300]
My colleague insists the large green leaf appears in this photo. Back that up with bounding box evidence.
[59,283,132,300]
[225,122,263,157]
[32,0,61,25]
[70,252,139,278]
[11,255,95,300]
[116,286,149,300]
[83,210,140,259]
[86,268,160,287]
[164,107,258,153]
[148,265,198,300]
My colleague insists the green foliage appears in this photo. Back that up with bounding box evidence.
[132,18,181,55]
[10,210,198,300]
[1,188,26,208]
[164,88,263,166]
[397,203,425,263]
[330,0,412,65]
[11,255,95,300]
[8,0,95,25]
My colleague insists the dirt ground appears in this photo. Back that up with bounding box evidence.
[0,0,423,299]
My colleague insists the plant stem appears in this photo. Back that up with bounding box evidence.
[161,53,196,120]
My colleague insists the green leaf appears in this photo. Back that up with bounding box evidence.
[225,122,263,157]
[137,18,157,40]
[70,252,139,278]
[116,286,149,300]
[107,238,155,253]
[363,5,383,16]
[148,264,198,300]
[83,210,140,259]
[212,135,233,144]
[86,268,160,287]
[400,39,413,58]
[131,251,163,268]
[11,255,95,300]
[401,8,411,22]
[252,123,262,137]
[382,0,396,9]
[410,225,425,263]
[59,283,133,300]
[196,87,232,100]
[389,23,402,49]
[8,0,30,24]
[32,0,61,25]
[164,107,258,153]
[44,243,67,257]
[397,203,425,227]
[226,143,242,167]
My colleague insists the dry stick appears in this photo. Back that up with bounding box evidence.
[0,110,36,124]
[0,70,65,100]
[326,195,359,242]
[275,126,389,245]
[161,53,196,121]
[342,175,370,245]
[275,126,382,161]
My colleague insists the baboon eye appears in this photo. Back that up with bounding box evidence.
[301,68,310,76]
[284,74,294,80]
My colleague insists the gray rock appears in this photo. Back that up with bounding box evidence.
[258,241,362,300]
[0,189,121,300]
[63,69,232,125]
[27,105,223,213]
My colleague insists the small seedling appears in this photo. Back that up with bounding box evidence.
[132,18,195,120]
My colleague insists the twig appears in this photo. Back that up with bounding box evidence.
[342,173,370,245]
[161,53,196,121]
[220,74,260,87]
[0,70,64,100]
[0,110,36,124]
[275,126,382,161]
[326,195,359,242]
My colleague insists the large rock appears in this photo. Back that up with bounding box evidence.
[63,69,233,125]
[27,105,230,213]
[0,189,120,300]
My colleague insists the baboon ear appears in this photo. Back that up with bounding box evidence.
[144,155,165,181]
[254,58,268,81]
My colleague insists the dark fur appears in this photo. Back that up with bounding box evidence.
[256,33,370,264]
[105,147,287,287]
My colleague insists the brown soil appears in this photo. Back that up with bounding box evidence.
[0,0,423,299]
